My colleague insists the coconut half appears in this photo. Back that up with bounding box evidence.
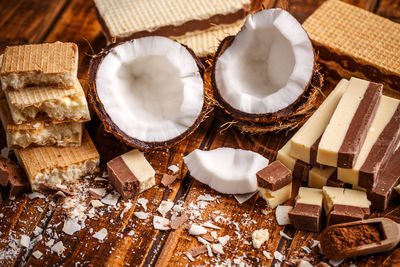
[212,8,317,123]
[183,148,269,194]
[89,36,207,149]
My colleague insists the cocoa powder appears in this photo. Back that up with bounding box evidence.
[321,223,382,253]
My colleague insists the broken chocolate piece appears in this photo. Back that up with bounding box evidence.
[0,160,30,197]
[187,245,207,257]
[170,213,188,230]
[257,161,292,209]
[289,187,323,232]
[161,174,177,187]
[107,149,155,199]
[38,184,74,196]
[326,204,370,226]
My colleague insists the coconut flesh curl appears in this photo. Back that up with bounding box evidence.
[94,37,204,144]
[214,8,315,115]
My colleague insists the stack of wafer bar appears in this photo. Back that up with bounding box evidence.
[276,77,400,211]
[0,42,99,192]
[303,0,400,93]
[93,0,250,56]
[0,42,90,149]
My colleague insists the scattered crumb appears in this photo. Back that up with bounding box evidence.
[161,174,177,187]
[153,216,170,230]
[279,230,293,240]
[101,192,120,206]
[170,213,188,229]
[274,251,284,262]
[137,198,148,211]
[211,243,224,254]
[188,225,207,236]
[218,235,230,246]
[187,245,207,257]
[91,199,104,208]
[93,228,108,241]
[168,164,179,173]
[20,235,30,248]
[51,241,65,256]
[263,251,272,260]
[157,200,174,217]
[32,250,43,259]
[252,229,269,249]
[134,212,149,220]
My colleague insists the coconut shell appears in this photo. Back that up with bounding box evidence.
[88,39,212,150]
[212,26,321,124]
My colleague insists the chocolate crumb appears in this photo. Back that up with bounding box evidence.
[161,174,177,187]
[187,245,207,257]
[171,213,188,229]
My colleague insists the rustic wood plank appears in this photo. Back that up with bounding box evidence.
[23,116,214,266]
[43,0,106,79]
[0,0,68,52]
[376,0,400,23]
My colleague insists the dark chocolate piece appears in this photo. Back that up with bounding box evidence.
[38,184,74,196]
[0,160,13,186]
[256,161,292,190]
[289,203,322,232]
[0,160,30,197]
[327,204,370,226]
[358,104,400,189]
[292,160,311,182]
[107,156,139,199]
[338,82,382,168]
[368,147,400,210]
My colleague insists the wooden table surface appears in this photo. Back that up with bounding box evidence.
[1,0,400,266]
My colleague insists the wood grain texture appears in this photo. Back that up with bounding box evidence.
[0,0,68,52]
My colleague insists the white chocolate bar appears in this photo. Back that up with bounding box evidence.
[295,187,323,206]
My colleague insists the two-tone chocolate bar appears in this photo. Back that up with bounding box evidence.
[277,140,310,183]
[317,78,382,168]
[107,149,156,199]
[338,96,400,189]
[322,186,371,226]
[289,187,323,232]
[257,161,292,209]
[308,167,344,189]
[290,79,349,166]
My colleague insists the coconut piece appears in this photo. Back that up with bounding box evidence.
[275,205,293,225]
[153,216,171,230]
[213,8,316,126]
[93,228,108,241]
[183,148,269,194]
[89,36,207,149]
[188,224,207,236]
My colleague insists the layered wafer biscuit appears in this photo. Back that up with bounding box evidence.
[0,42,78,90]
[290,79,349,165]
[317,77,382,168]
[338,96,400,189]
[5,79,90,124]
[303,0,400,93]
[94,0,250,42]
[174,19,244,57]
[15,130,99,191]
[0,100,82,149]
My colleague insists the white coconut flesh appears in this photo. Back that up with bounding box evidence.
[95,36,204,142]
[183,148,269,194]
[215,8,314,114]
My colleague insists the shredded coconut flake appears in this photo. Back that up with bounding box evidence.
[188,224,207,236]
[93,228,108,241]
[134,211,149,220]
[168,164,179,173]
[157,200,174,217]
[153,216,170,230]
[51,241,65,256]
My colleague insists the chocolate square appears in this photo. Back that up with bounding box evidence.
[289,203,322,232]
[107,156,139,199]
[257,161,292,190]
[327,204,370,226]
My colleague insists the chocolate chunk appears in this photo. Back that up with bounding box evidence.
[368,147,400,210]
[107,156,139,199]
[257,161,292,190]
[170,213,188,230]
[187,245,207,257]
[38,184,74,196]
[0,160,30,197]
[289,203,322,232]
[292,160,310,182]
[161,174,177,187]
[327,204,370,226]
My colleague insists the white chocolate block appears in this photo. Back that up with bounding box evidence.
[308,167,336,188]
[322,186,371,214]
[317,77,381,167]
[258,183,292,209]
[295,187,323,206]
[290,79,349,163]
[337,96,400,186]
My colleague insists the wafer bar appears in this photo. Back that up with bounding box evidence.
[338,96,400,189]
[257,161,292,209]
[308,167,344,189]
[322,186,370,226]
[0,42,78,90]
[107,149,155,199]
[0,100,82,149]
[368,144,400,210]
[290,79,349,165]
[317,78,382,168]
[5,79,90,124]
[289,187,323,232]
[94,0,250,42]
[303,0,400,93]
[15,130,99,191]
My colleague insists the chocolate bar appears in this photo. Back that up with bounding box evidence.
[338,96,400,189]
[368,144,400,210]
[323,186,371,226]
[0,160,30,197]
[289,187,323,232]
[290,79,349,165]
[257,161,292,209]
[107,149,155,199]
[277,140,310,182]
[317,78,382,168]
[308,167,344,189]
